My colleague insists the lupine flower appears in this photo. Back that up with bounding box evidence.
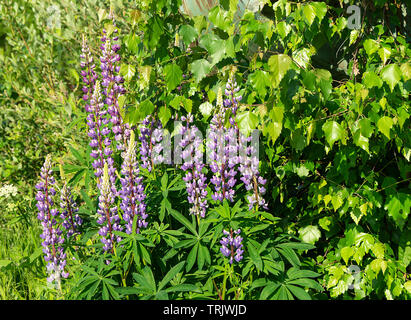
[180,114,208,218]
[87,81,117,193]
[35,155,68,286]
[119,131,148,234]
[96,163,122,252]
[60,182,82,238]
[220,228,244,264]
[80,35,98,109]
[238,134,268,211]
[139,115,163,171]
[99,12,130,151]
[207,88,237,202]
[224,75,242,116]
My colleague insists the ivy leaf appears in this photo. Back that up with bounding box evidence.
[268,54,293,88]
[293,48,312,69]
[164,64,183,91]
[179,25,198,45]
[120,64,136,82]
[380,64,401,92]
[378,46,391,65]
[265,121,282,145]
[362,71,383,89]
[302,4,316,26]
[199,33,228,65]
[158,106,171,127]
[353,130,369,153]
[400,62,411,81]
[311,2,327,23]
[236,111,259,136]
[249,70,270,98]
[377,116,393,139]
[322,121,345,148]
[358,118,373,138]
[189,59,212,83]
[341,247,354,264]
[384,193,410,230]
[363,39,379,56]
[298,225,321,244]
[208,6,231,32]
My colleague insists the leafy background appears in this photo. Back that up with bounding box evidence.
[0,0,410,300]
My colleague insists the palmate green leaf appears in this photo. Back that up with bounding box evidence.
[363,39,379,56]
[353,130,369,153]
[179,24,198,45]
[169,208,198,236]
[158,105,171,127]
[302,4,316,26]
[277,246,301,267]
[380,64,401,92]
[362,71,383,89]
[303,2,327,26]
[249,70,270,98]
[133,267,156,292]
[164,64,183,91]
[260,281,281,299]
[377,116,393,139]
[236,111,259,136]
[268,54,292,88]
[341,246,355,264]
[247,242,263,271]
[298,225,321,245]
[158,261,185,291]
[322,120,345,148]
[286,284,311,300]
[384,193,410,230]
[186,243,199,272]
[190,59,212,83]
[120,64,136,82]
[208,5,231,32]
[201,33,235,65]
[292,47,312,69]
[400,62,411,81]
[265,121,282,145]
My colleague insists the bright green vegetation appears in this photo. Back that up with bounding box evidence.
[0,0,410,300]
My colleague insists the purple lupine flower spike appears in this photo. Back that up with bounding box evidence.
[119,131,148,234]
[80,35,98,111]
[238,133,268,211]
[99,12,130,151]
[224,75,242,116]
[180,114,208,218]
[207,88,237,202]
[222,71,267,211]
[97,163,122,252]
[35,155,68,288]
[220,228,244,264]
[87,81,117,195]
[60,182,82,238]
[139,115,163,172]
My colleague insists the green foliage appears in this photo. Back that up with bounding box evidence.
[1,0,410,300]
